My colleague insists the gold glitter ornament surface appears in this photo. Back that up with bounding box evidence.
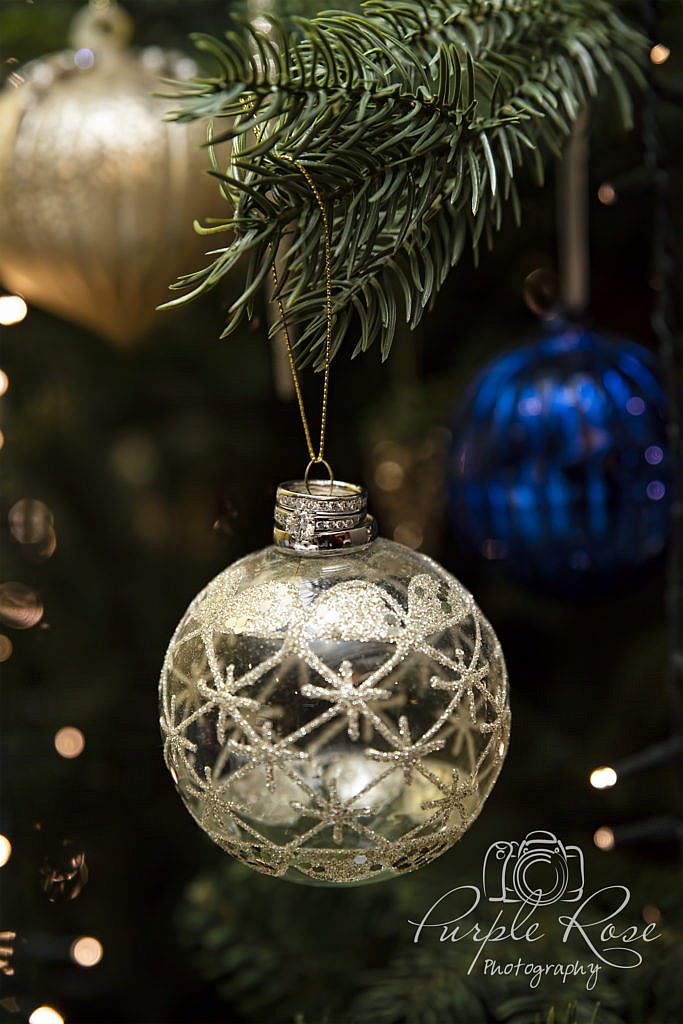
[160,528,510,886]
[0,3,221,346]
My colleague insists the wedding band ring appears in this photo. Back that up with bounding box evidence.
[276,480,367,516]
[274,509,367,533]
[274,516,378,554]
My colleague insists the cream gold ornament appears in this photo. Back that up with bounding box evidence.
[0,1,222,346]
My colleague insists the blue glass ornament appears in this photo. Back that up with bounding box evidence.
[448,328,673,590]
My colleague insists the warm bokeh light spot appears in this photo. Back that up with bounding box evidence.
[70,936,103,967]
[597,182,617,205]
[589,765,617,789]
[54,727,85,759]
[0,835,12,868]
[0,582,44,629]
[8,498,55,545]
[593,826,615,851]
[0,634,13,662]
[0,294,28,326]
[0,370,8,396]
[642,904,662,925]
[374,460,404,492]
[29,1007,64,1024]
[649,43,670,65]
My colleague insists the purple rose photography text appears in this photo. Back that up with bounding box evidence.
[408,831,659,991]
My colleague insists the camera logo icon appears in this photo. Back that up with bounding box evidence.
[483,830,585,905]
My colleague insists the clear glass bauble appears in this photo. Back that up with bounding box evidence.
[159,538,510,885]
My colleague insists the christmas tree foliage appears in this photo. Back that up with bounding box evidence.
[165,0,644,362]
[1,2,681,1023]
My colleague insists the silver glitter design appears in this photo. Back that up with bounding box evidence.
[159,538,510,885]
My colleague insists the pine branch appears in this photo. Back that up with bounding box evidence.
[163,0,645,365]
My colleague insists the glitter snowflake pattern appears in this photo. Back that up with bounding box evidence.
[291,779,376,846]
[366,715,446,784]
[222,720,309,792]
[160,542,509,884]
[301,660,393,741]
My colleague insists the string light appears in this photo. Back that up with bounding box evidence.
[597,182,617,205]
[0,370,8,397]
[0,294,27,326]
[54,727,85,759]
[642,905,662,925]
[374,460,404,492]
[589,765,618,789]
[593,826,615,851]
[649,43,671,65]
[0,929,16,976]
[70,936,103,967]
[29,1008,64,1024]
[0,835,12,868]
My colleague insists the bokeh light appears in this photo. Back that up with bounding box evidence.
[0,370,8,396]
[589,765,617,789]
[374,460,404,492]
[8,498,57,561]
[597,182,617,206]
[74,48,95,70]
[0,635,13,662]
[54,727,86,759]
[0,928,16,976]
[0,835,12,868]
[0,294,28,325]
[593,826,615,851]
[0,582,44,629]
[70,935,104,967]
[110,435,158,485]
[522,267,560,319]
[29,1008,64,1024]
[642,904,662,925]
[9,499,54,545]
[649,43,671,65]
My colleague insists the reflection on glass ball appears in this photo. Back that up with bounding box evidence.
[160,539,509,886]
[449,327,673,590]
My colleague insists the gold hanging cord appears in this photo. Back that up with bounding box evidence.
[249,108,334,486]
[274,158,334,488]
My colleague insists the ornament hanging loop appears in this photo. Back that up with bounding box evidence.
[304,458,335,493]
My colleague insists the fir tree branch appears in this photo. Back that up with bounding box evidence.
[163,0,645,365]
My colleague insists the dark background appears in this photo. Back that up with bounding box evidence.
[0,2,681,1022]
